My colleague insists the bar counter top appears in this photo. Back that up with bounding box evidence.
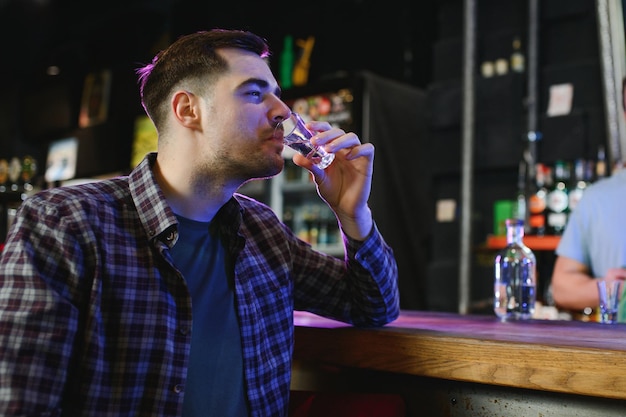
[293,310,626,402]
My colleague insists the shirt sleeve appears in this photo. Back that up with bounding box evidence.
[0,195,80,415]
[346,222,401,325]
[293,221,400,327]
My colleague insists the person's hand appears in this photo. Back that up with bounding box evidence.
[291,120,374,240]
[603,267,626,283]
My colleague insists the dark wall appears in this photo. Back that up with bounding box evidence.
[0,0,439,172]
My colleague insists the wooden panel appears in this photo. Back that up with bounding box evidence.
[294,310,626,401]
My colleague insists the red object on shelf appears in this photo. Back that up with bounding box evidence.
[486,234,561,251]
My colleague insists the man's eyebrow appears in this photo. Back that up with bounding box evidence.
[239,77,282,97]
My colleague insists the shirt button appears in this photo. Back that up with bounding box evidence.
[179,325,190,335]
[173,384,184,394]
[166,231,176,241]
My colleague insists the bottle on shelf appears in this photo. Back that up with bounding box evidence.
[494,58,509,76]
[527,162,547,236]
[20,155,37,193]
[284,202,340,250]
[514,160,527,229]
[279,35,294,89]
[0,159,8,193]
[568,158,590,212]
[595,145,608,182]
[510,36,525,73]
[546,160,570,235]
[7,157,22,192]
[494,218,537,320]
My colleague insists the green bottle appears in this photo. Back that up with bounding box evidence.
[280,35,294,89]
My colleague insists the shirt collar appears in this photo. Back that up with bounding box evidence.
[128,152,245,248]
[129,152,178,245]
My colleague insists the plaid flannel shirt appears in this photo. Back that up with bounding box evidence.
[0,152,400,416]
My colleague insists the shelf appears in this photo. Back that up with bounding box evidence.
[486,234,561,251]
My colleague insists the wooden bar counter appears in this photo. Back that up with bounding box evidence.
[292,310,626,416]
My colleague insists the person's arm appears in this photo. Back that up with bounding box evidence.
[289,219,400,327]
[552,255,626,310]
[289,120,399,324]
[551,256,598,310]
[0,195,80,414]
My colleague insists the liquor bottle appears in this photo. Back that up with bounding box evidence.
[0,159,8,193]
[21,155,37,193]
[527,163,547,236]
[7,157,21,192]
[568,158,589,212]
[514,160,527,227]
[279,35,294,89]
[494,218,537,320]
[510,36,525,73]
[595,145,608,182]
[546,160,569,235]
[495,58,509,76]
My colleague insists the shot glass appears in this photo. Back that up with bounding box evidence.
[597,280,623,324]
[275,112,335,170]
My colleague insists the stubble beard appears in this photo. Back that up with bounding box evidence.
[193,149,284,193]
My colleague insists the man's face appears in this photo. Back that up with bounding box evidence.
[194,48,291,182]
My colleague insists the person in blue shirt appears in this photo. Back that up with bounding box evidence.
[551,76,626,319]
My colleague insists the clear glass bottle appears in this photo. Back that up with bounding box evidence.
[568,158,589,212]
[494,219,537,320]
[546,160,569,235]
[514,160,527,229]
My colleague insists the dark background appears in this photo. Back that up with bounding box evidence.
[0,0,439,167]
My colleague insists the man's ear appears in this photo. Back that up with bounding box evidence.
[172,90,201,129]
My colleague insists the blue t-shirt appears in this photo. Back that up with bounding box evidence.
[171,215,248,417]
[556,169,626,321]
[556,169,626,278]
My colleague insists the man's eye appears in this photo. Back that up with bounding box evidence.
[247,91,262,98]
